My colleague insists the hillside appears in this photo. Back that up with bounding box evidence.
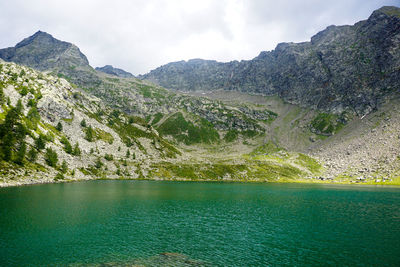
[1,60,329,186]
[140,6,400,116]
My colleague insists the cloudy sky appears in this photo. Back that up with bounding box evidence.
[0,0,398,75]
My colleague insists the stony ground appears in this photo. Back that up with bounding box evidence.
[309,97,400,183]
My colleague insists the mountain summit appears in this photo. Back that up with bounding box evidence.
[96,65,134,78]
[0,30,100,86]
[0,31,89,70]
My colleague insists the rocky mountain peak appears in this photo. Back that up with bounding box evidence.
[0,30,89,71]
[373,6,400,18]
[15,30,56,48]
[95,65,134,78]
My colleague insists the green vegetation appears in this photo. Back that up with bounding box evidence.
[295,153,322,174]
[250,142,282,156]
[151,113,163,125]
[83,123,114,144]
[224,130,238,142]
[61,160,68,173]
[0,85,4,105]
[94,128,114,144]
[310,113,344,135]
[45,148,58,167]
[27,148,38,162]
[157,112,219,145]
[35,134,47,150]
[149,159,306,181]
[0,104,28,163]
[104,154,114,161]
[54,172,64,181]
[73,142,81,156]
[60,136,73,154]
[85,126,94,141]
[27,107,40,130]
[56,121,63,131]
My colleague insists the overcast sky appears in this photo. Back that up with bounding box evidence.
[0,0,398,75]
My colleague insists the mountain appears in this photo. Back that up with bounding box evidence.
[0,30,101,87]
[96,65,134,78]
[140,6,400,116]
[0,31,89,70]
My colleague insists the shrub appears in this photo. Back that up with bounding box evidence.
[95,158,103,169]
[27,148,37,162]
[80,119,87,127]
[20,86,28,96]
[61,136,73,154]
[54,172,64,181]
[45,148,58,167]
[35,134,47,150]
[85,126,94,142]
[104,154,114,161]
[27,99,36,107]
[61,160,68,173]
[14,142,26,166]
[0,86,4,105]
[72,142,81,156]
[56,122,63,132]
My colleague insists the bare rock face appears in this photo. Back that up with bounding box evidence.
[140,6,400,116]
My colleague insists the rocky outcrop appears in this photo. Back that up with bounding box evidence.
[140,6,400,116]
[96,65,134,78]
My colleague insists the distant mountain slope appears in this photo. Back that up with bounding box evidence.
[96,65,134,78]
[140,6,400,116]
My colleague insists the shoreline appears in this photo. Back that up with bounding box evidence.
[1,175,399,188]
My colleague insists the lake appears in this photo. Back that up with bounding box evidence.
[0,181,399,266]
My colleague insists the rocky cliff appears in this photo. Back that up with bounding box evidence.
[140,6,400,116]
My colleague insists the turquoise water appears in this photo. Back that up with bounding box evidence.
[0,181,399,266]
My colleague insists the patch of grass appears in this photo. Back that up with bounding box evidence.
[149,160,304,182]
[310,113,344,136]
[295,153,322,174]
[94,128,114,144]
[151,113,163,125]
[250,142,282,156]
[157,112,219,145]
[224,130,238,142]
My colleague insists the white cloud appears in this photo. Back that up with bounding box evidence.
[0,0,398,74]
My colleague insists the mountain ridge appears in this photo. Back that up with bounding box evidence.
[140,6,400,116]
